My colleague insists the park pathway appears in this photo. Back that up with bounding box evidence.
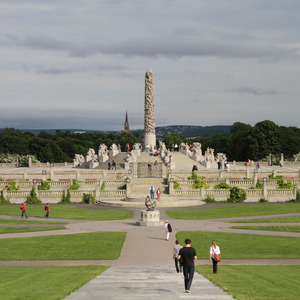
[65,266,234,300]
[1,207,300,299]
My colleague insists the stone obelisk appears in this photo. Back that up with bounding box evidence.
[144,69,156,150]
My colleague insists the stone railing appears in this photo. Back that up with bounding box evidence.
[172,187,296,202]
[6,191,31,197]
[98,190,126,197]
[246,189,263,197]
[38,191,64,197]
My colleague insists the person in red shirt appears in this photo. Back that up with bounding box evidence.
[21,202,28,218]
[45,203,50,218]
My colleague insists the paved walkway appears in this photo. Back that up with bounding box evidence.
[65,266,234,300]
[0,206,299,299]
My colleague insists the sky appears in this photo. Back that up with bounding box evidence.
[1,0,299,131]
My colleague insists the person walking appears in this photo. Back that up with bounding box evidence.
[209,240,221,274]
[156,188,161,201]
[112,160,116,170]
[21,202,28,218]
[173,240,183,273]
[45,203,49,218]
[150,186,155,199]
[177,239,197,293]
[164,220,171,241]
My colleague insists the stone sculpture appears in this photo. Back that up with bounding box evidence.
[86,148,96,162]
[73,154,84,167]
[98,144,109,163]
[145,195,156,211]
[109,143,119,157]
[144,69,156,150]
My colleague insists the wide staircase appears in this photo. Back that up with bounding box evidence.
[127,177,168,201]
[99,152,204,208]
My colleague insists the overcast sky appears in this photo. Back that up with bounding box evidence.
[1,0,299,131]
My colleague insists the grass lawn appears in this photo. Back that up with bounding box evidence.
[232,216,300,223]
[0,205,132,220]
[0,227,64,234]
[197,265,300,300]
[0,266,108,300]
[168,204,300,220]
[176,231,300,259]
[231,225,300,232]
[0,232,126,260]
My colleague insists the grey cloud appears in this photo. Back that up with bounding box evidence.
[230,87,280,96]
[8,33,298,60]
[36,67,89,75]
[24,64,128,75]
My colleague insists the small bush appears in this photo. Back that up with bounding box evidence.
[0,190,10,204]
[249,180,263,189]
[38,180,50,190]
[203,197,217,203]
[277,178,295,189]
[173,181,181,190]
[188,173,198,181]
[59,190,71,204]
[82,193,95,204]
[26,187,41,204]
[214,182,231,189]
[227,187,247,203]
[6,180,19,191]
[268,174,283,180]
[100,181,105,190]
[69,179,79,190]
[259,198,269,202]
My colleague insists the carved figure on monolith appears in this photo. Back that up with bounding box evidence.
[144,69,156,150]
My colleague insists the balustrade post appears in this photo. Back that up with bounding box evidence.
[169,178,174,196]
[126,178,131,198]
[263,177,267,198]
[200,187,206,199]
[293,187,298,198]
[246,165,250,178]
[254,169,258,186]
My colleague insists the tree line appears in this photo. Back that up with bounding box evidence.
[0,120,299,163]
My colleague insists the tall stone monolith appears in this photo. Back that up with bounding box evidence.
[144,69,156,150]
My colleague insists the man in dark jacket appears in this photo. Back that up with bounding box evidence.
[177,239,197,293]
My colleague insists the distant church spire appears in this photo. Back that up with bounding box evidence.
[124,110,130,133]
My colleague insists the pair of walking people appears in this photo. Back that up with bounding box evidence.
[174,239,221,293]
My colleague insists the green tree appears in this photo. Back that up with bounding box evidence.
[163,134,184,149]
[248,120,281,160]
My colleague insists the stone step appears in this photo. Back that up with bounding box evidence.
[132,178,166,184]
[97,198,204,208]
[131,187,168,194]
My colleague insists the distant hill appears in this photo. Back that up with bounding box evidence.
[131,125,231,138]
[8,125,231,137]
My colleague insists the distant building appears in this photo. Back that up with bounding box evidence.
[124,111,130,133]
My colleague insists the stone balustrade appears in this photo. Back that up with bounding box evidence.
[98,190,126,197]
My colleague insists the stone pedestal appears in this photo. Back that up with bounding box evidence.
[98,154,108,163]
[109,149,119,157]
[136,210,164,227]
[89,161,99,169]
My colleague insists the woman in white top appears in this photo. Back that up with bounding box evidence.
[209,240,221,274]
